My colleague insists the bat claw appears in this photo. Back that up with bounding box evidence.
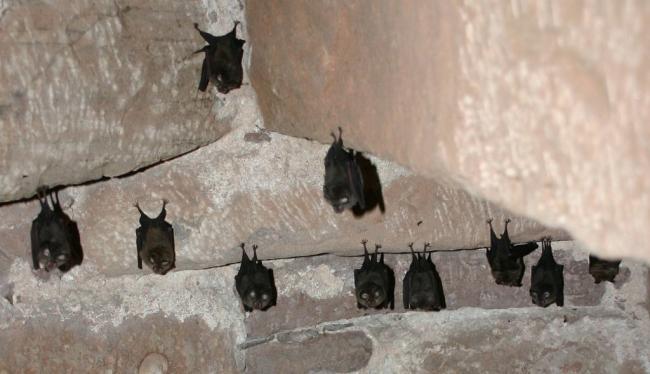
[486,218,493,224]
[505,218,511,224]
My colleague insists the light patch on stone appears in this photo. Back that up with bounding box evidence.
[278,263,344,299]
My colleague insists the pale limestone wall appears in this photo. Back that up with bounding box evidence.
[247,1,650,262]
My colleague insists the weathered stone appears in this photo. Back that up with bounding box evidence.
[0,0,250,202]
[0,123,569,276]
[245,330,373,373]
[0,262,246,372]
[247,1,650,263]
[244,243,641,337]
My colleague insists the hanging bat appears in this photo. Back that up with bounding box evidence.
[193,22,245,94]
[589,255,621,284]
[30,188,83,272]
[403,243,446,311]
[235,243,277,312]
[486,218,538,287]
[135,200,175,275]
[323,127,365,213]
[530,237,564,307]
[354,240,394,310]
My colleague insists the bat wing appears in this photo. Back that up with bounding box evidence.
[135,226,144,269]
[555,265,564,306]
[198,57,209,92]
[30,218,42,270]
[403,270,412,309]
[434,269,446,309]
[349,158,366,209]
[510,242,538,258]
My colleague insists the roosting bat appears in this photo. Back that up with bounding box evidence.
[193,22,245,94]
[486,218,538,287]
[323,127,365,213]
[530,238,564,307]
[354,240,394,310]
[589,255,621,284]
[135,200,175,275]
[403,243,446,311]
[30,188,83,272]
[235,243,277,312]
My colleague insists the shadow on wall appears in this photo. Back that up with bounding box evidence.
[352,153,385,217]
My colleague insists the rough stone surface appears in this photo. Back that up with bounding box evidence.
[0,0,250,202]
[0,120,569,276]
[0,261,246,372]
[244,242,637,337]
[0,244,648,372]
[247,1,650,263]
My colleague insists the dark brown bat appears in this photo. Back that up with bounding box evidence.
[486,218,538,287]
[193,22,245,94]
[589,255,621,284]
[354,240,394,310]
[235,243,277,312]
[323,127,365,213]
[30,188,83,272]
[403,243,446,311]
[530,238,564,307]
[135,200,175,275]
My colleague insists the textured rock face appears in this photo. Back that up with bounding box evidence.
[0,0,248,202]
[2,248,647,372]
[247,1,650,262]
[0,118,569,276]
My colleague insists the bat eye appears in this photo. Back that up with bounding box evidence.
[57,254,67,261]
[338,197,349,204]
[149,257,155,264]
[360,293,369,300]
[249,290,256,298]
[43,249,51,257]
[543,291,550,298]
[161,261,169,266]
[374,290,381,298]
[531,292,538,298]
[261,293,269,301]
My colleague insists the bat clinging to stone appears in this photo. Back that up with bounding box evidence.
[323,127,365,213]
[30,188,83,272]
[193,22,245,94]
[235,243,277,312]
[589,255,621,284]
[403,243,445,311]
[486,218,538,287]
[530,238,564,307]
[354,240,394,310]
[135,200,175,275]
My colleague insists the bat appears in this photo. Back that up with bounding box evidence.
[30,188,83,272]
[135,200,175,275]
[530,237,564,307]
[403,243,446,311]
[235,243,277,312]
[353,240,394,310]
[323,127,365,213]
[589,255,621,284]
[486,218,538,287]
[193,22,245,94]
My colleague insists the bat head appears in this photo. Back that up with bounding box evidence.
[38,245,70,271]
[530,284,557,307]
[588,256,620,284]
[408,290,443,311]
[492,269,524,287]
[241,285,275,311]
[356,282,387,309]
[323,183,359,213]
[145,246,175,275]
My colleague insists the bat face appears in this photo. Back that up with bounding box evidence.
[353,241,394,310]
[486,219,538,287]
[235,244,277,312]
[323,128,365,213]
[31,189,83,272]
[403,244,446,311]
[135,201,175,275]
[588,255,621,284]
[530,238,564,307]
[194,22,245,94]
